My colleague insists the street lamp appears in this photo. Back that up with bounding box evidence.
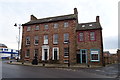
[14,23,21,61]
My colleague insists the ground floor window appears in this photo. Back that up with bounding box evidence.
[90,49,100,62]
[64,60,68,63]
[25,49,30,57]
[34,49,38,57]
[64,48,69,57]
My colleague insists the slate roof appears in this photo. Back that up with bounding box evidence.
[22,14,77,26]
[76,22,102,30]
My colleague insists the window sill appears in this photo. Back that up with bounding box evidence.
[91,60,99,62]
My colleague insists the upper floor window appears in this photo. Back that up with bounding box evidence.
[44,24,49,30]
[79,32,84,42]
[44,35,48,44]
[35,25,39,30]
[26,36,30,45]
[34,36,39,45]
[53,34,58,44]
[27,26,31,31]
[54,23,58,28]
[64,22,68,27]
[90,32,95,41]
[64,33,69,43]
[25,49,30,57]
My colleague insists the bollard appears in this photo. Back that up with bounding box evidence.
[22,62,24,64]
[43,63,45,66]
[87,64,90,68]
[10,61,12,63]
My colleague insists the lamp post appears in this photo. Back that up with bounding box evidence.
[14,23,21,61]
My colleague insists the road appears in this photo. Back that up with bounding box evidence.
[2,62,113,78]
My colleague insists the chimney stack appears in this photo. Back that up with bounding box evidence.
[74,8,78,14]
[96,16,100,23]
[30,15,37,21]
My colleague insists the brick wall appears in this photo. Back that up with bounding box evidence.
[21,19,77,63]
[76,29,103,65]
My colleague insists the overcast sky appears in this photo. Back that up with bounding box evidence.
[0,0,119,53]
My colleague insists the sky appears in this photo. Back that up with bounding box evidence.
[0,0,119,53]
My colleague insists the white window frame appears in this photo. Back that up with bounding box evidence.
[34,36,39,45]
[26,36,30,45]
[25,49,30,57]
[64,22,69,27]
[79,32,84,41]
[34,49,39,57]
[53,34,58,44]
[44,24,49,29]
[52,47,59,60]
[54,23,58,28]
[64,48,69,57]
[27,26,31,31]
[35,25,39,30]
[64,33,69,43]
[44,35,48,44]
[90,32,95,41]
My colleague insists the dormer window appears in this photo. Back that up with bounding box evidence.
[89,24,92,26]
[82,25,85,27]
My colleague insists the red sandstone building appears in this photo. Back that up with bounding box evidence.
[21,8,104,66]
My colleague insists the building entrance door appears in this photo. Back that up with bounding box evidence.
[54,50,57,60]
[80,49,87,64]
[42,45,49,61]
[44,49,48,60]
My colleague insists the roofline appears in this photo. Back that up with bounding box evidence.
[76,28,102,31]
[22,14,77,26]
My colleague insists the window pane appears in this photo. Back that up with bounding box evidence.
[79,32,84,41]
[44,35,48,44]
[64,33,69,42]
[26,49,30,57]
[91,54,98,60]
[44,25,48,29]
[91,50,99,61]
[54,23,58,28]
[26,37,30,45]
[34,36,39,45]
[35,25,39,30]
[90,32,95,40]
[53,34,58,44]
[34,49,38,56]
[27,26,31,31]
[64,22,68,27]
[64,48,69,57]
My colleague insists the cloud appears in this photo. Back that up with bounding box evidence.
[0,0,119,50]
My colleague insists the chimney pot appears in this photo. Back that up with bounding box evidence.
[30,15,37,21]
[96,16,100,23]
[74,8,78,14]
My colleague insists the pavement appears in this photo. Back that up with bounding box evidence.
[5,60,119,78]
